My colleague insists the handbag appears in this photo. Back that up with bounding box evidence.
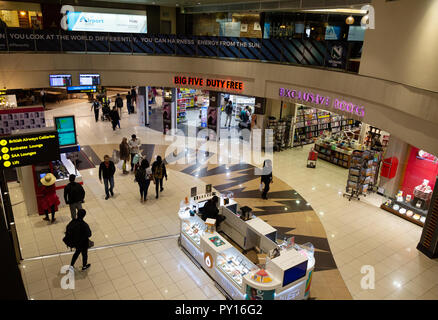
[259,183,264,192]
[88,240,94,248]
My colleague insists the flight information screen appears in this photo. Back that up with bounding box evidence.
[49,74,72,87]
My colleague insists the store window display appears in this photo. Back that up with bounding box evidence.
[381,147,438,226]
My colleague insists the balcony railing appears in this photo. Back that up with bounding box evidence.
[0,28,361,73]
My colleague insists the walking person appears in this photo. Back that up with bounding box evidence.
[126,91,132,114]
[99,155,116,200]
[135,159,152,203]
[152,156,167,199]
[40,173,60,223]
[128,134,141,172]
[64,174,85,220]
[40,89,46,109]
[224,100,233,128]
[260,159,273,200]
[68,209,92,271]
[119,137,130,175]
[90,98,100,122]
[115,93,124,118]
[131,87,137,109]
[110,106,120,130]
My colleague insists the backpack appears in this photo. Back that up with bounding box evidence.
[225,104,232,115]
[63,220,81,249]
[116,97,123,108]
[154,163,164,179]
[241,110,248,122]
[135,167,146,183]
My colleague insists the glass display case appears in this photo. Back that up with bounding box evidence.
[181,215,206,247]
[217,247,257,288]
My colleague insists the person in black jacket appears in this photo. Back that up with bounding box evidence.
[64,174,85,220]
[151,155,168,199]
[99,155,116,200]
[110,106,120,130]
[115,93,123,118]
[201,196,225,227]
[260,159,273,200]
[69,209,92,271]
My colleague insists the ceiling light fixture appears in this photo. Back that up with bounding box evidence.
[346,15,355,25]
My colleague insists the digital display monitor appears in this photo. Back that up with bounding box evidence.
[66,85,97,93]
[294,23,305,34]
[282,261,308,287]
[80,74,101,86]
[325,25,341,40]
[348,25,366,41]
[54,116,77,147]
[49,74,72,87]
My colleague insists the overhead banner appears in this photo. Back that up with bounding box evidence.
[0,130,60,168]
[0,28,352,69]
[67,12,147,33]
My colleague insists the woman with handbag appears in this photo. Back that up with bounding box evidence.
[40,173,60,223]
[119,137,130,174]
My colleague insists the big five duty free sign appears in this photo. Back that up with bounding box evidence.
[0,131,60,168]
[174,76,244,92]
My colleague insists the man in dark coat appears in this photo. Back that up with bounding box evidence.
[64,174,85,219]
[69,209,92,271]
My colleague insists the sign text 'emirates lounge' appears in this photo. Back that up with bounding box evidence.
[279,87,365,117]
[174,76,244,92]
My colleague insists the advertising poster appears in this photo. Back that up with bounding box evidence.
[67,12,147,33]
[325,41,347,69]
[163,102,172,135]
[324,26,341,40]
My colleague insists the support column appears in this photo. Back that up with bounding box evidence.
[137,86,149,126]
[417,176,438,259]
[0,170,27,299]
[171,88,177,132]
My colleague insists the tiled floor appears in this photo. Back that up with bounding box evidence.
[11,98,438,300]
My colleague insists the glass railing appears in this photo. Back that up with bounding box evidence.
[0,28,362,73]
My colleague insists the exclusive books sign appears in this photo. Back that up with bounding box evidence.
[0,130,60,168]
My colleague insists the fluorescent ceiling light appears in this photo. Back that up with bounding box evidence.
[302,8,367,15]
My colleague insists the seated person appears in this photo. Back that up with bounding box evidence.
[200,196,225,227]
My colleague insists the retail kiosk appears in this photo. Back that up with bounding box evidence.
[16,115,83,215]
[178,193,315,300]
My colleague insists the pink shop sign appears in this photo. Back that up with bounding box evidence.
[279,87,365,117]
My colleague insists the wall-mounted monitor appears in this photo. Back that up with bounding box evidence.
[348,25,366,41]
[49,74,72,87]
[325,25,341,40]
[282,261,308,287]
[54,115,77,147]
[79,74,101,86]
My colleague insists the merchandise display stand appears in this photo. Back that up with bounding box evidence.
[344,149,380,201]
[178,193,315,300]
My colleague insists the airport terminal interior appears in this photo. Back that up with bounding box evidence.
[1,0,438,302]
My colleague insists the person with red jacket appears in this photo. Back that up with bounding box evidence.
[40,173,60,223]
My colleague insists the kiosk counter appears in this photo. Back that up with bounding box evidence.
[178,193,315,300]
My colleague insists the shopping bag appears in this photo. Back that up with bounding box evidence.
[117,160,124,170]
[259,183,264,192]
[112,150,120,163]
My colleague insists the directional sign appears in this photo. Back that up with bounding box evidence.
[0,130,60,168]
